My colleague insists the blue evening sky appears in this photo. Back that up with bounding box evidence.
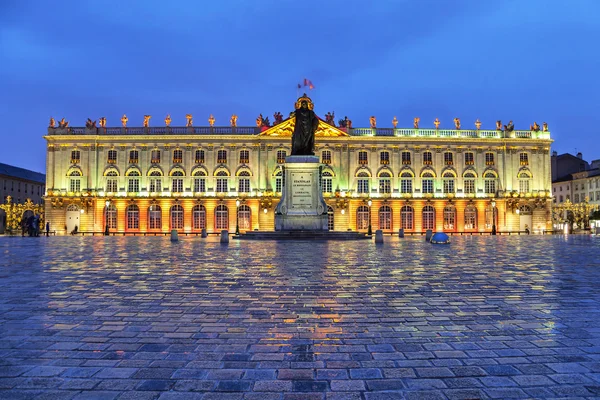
[0,0,598,173]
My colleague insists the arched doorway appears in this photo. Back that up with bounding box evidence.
[518,205,533,232]
[65,204,79,233]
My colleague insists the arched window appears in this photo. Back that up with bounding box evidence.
[238,204,251,230]
[357,172,370,194]
[422,205,435,230]
[275,170,283,193]
[464,205,477,230]
[69,170,81,192]
[238,171,251,193]
[327,205,334,230]
[127,170,140,192]
[216,171,229,193]
[149,170,162,192]
[170,204,183,230]
[172,171,184,193]
[484,172,497,195]
[193,170,206,193]
[379,205,392,230]
[463,172,476,194]
[148,205,162,230]
[485,204,495,229]
[126,204,139,230]
[443,205,456,231]
[379,172,392,194]
[192,204,206,230]
[401,205,413,230]
[518,171,532,193]
[105,204,117,229]
[422,172,434,194]
[443,172,455,194]
[322,171,333,193]
[356,205,370,230]
[215,204,229,230]
[400,172,413,194]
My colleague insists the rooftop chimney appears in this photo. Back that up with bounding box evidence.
[577,152,583,159]
[552,151,557,157]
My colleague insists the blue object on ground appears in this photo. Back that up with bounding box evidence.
[430,232,450,244]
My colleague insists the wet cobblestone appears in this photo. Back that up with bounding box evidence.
[1,235,600,399]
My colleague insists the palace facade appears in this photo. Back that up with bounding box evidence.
[44,107,553,235]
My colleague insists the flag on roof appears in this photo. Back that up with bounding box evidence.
[303,78,314,90]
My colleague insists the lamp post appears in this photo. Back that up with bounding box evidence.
[367,199,372,236]
[235,199,240,236]
[491,200,497,235]
[104,200,110,236]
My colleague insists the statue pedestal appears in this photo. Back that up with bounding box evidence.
[275,156,328,231]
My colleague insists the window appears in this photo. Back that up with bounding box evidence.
[172,171,184,193]
[484,172,496,194]
[401,205,413,230]
[357,172,369,194]
[106,171,118,192]
[239,150,249,164]
[358,151,368,165]
[574,193,580,203]
[275,170,283,192]
[443,205,456,230]
[401,151,411,165]
[422,205,435,230]
[327,206,334,230]
[108,150,117,164]
[105,204,117,229]
[597,191,600,201]
[485,205,495,229]
[423,151,432,165]
[380,151,390,165]
[485,152,494,166]
[126,205,139,230]
[464,205,477,230]
[443,172,455,194]
[215,204,228,230]
[170,204,183,230]
[24,184,27,194]
[463,172,476,194]
[238,204,251,230]
[277,150,286,164]
[217,150,227,164]
[193,170,206,193]
[69,171,81,192]
[148,205,162,230]
[71,150,80,164]
[559,195,563,202]
[127,171,140,192]
[321,150,331,164]
[444,152,453,165]
[464,152,474,165]
[151,149,161,164]
[322,171,333,193]
[193,204,206,230]
[379,205,392,230]
[216,171,228,193]
[195,149,205,164]
[379,172,392,194]
[173,149,183,164]
[357,205,369,230]
[238,171,251,193]
[422,172,434,194]
[520,153,529,166]
[149,171,162,192]
[400,172,413,194]
[518,172,531,193]
[129,150,139,164]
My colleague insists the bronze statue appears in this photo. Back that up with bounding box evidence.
[434,118,440,129]
[143,115,151,127]
[85,118,97,129]
[186,114,193,127]
[475,119,481,130]
[414,117,420,129]
[496,120,503,130]
[392,116,398,128]
[325,112,335,126]
[370,116,376,128]
[504,120,514,132]
[273,112,283,125]
[49,117,56,128]
[543,122,548,131]
[99,117,106,128]
[121,114,128,127]
[165,114,172,127]
[256,114,263,127]
[58,118,69,128]
[230,114,238,127]
[453,117,461,130]
[291,94,319,156]
[530,122,540,131]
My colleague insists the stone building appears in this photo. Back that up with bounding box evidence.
[43,105,553,235]
[0,163,46,233]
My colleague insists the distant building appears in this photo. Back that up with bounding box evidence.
[551,152,600,206]
[0,163,46,233]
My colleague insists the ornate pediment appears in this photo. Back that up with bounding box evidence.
[259,117,348,137]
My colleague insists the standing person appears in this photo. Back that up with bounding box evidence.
[33,214,40,237]
[46,221,50,236]
[20,217,26,237]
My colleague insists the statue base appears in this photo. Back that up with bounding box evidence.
[275,155,328,231]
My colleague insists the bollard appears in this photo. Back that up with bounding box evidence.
[170,229,179,242]
[425,229,433,241]
[398,228,404,238]
[375,229,384,244]
[220,230,229,244]
[201,228,207,238]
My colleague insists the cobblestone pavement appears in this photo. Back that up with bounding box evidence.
[1,235,600,399]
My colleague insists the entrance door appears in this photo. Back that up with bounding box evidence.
[519,205,533,232]
[66,204,80,233]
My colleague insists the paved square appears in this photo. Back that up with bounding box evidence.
[2,235,600,399]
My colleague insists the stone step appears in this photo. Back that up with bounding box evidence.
[237,230,371,240]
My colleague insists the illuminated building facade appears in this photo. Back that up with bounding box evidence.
[44,110,553,235]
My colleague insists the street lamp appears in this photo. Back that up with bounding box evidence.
[367,199,372,236]
[491,200,497,235]
[104,200,110,236]
[235,199,240,235]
